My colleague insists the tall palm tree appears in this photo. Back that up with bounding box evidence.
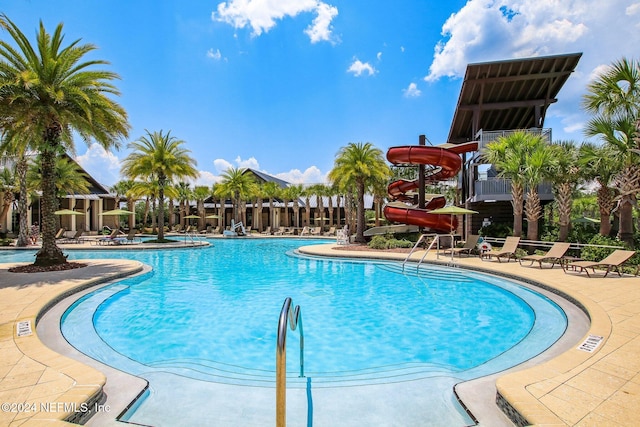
[217,167,256,224]
[579,142,618,237]
[111,180,132,229]
[262,181,281,230]
[0,166,15,227]
[193,185,211,230]
[328,142,390,243]
[549,141,582,241]
[582,57,640,246]
[0,15,129,265]
[121,130,197,241]
[0,133,33,247]
[175,182,192,229]
[284,184,303,228]
[522,141,555,241]
[482,131,541,237]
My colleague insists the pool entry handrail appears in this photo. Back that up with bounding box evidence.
[276,297,304,427]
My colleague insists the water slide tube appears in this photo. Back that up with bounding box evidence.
[384,141,478,232]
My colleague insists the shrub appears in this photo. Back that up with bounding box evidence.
[368,235,388,249]
[581,235,626,262]
[367,234,413,249]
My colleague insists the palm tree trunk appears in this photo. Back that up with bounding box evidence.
[597,182,613,236]
[511,182,524,237]
[525,187,541,241]
[355,180,366,243]
[34,139,67,266]
[557,183,572,242]
[16,156,30,247]
[157,181,165,240]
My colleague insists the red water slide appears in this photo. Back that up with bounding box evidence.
[384,141,478,232]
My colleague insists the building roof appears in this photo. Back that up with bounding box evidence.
[243,168,290,188]
[447,52,582,144]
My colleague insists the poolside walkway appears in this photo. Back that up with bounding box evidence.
[0,242,638,426]
[0,259,144,426]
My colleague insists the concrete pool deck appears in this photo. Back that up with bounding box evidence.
[0,241,638,426]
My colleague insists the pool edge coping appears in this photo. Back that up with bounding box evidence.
[297,243,616,427]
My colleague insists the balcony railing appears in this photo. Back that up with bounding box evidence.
[476,128,552,153]
[472,179,554,202]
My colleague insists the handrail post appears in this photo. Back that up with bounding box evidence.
[276,297,304,427]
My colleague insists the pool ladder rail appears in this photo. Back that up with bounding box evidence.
[276,297,304,427]
[402,233,456,271]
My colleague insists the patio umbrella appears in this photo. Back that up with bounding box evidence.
[428,206,478,261]
[205,214,221,219]
[184,215,201,227]
[99,209,135,229]
[54,209,85,216]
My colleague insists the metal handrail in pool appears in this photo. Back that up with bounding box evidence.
[276,297,304,427]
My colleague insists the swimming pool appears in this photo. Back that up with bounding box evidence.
[3,239,567,426]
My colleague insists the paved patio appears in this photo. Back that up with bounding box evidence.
[0,242,638,426]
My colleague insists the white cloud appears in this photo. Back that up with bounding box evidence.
[403,82,421,98]
[376,51,382,61]
[424,0,639,139]
[75,144,122,187]
[195,171,220,186]
[276,166,327,184]
[210,156,326,184]
[347,59,376,77]
[213,0,338,43]
[304,2,339,43]
[206,48,223,60]
[626,2,640,15]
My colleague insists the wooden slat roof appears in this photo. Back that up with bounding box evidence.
[446,52,582,144]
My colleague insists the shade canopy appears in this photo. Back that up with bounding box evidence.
[205,215,221,219]
[99,209,135,216]
[184,215,201,219]
[428,206,478,215]
[54,209,85,215]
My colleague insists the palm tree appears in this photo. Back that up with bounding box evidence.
[0,166,15,227]
[262,181,281,230]
[0,15,129,265]
[482,131,540,237]
[217,167,256,224]
[328,142,390,243]
[193,185,211,230]
[110,180,133,229]
[582,57,640,246]
[284,184,303,228]
[0,133,33,247]
[579,142,618,237]
[175,182,192,229]
[121,130,197,241]
[548,141,582,241]
[521,141,555,241]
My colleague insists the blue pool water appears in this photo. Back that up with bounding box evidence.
[1,239,567,426]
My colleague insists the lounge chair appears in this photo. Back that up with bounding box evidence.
[564,250,636,277]
[326,226,337,236]
[55,228,66,240]
[519,242,571,268]
[96,229,120,245]
[62,229,85,244]
[309,226,322,236]
[299,226,309,236]
[480,236,520,262]
[441,234,480,257]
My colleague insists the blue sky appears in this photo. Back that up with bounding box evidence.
[2,0,639,187]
